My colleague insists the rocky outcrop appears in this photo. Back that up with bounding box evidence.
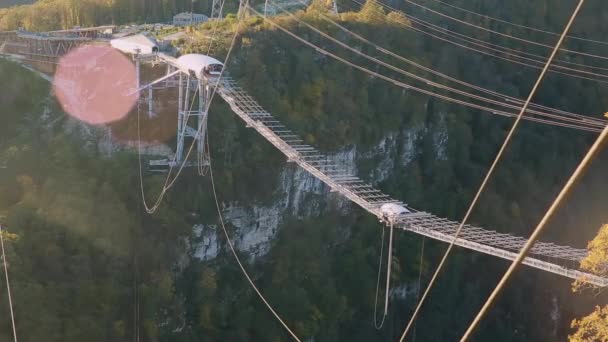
[190,120,446,262]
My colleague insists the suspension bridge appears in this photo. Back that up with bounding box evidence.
[216,76,607,286]
[0,14,606,290]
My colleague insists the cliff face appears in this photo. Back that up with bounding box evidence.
[189,118,446,261]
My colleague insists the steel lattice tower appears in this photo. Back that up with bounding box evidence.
[211,0,224,20]
[135,54,210,169]
[330,0,338,14]
[238,0,250,19]
[262,0,337,17]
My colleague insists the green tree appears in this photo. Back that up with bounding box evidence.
[573,224,608,292]
[570,224,608,341]
[358,0,385,23]
[571,306,608,342]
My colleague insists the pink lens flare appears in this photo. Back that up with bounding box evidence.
[53,45,139,125]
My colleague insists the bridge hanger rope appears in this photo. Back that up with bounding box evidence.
[426,0,608,46]
[137,4,236,214]
[0,224,18,342]
[207,134,302,342]
[294,1,607,125]
[372,225,387,329]
[273,3,606,130]
[347,0,608,84]
[411,236,425,342]
[246,6,602,132]
[402,0,608,62]
[398,0,588,340]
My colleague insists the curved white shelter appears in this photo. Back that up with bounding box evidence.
[110,34,158,54]
[380,203,410,222]
[175,54,224,79]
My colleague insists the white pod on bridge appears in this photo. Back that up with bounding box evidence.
[380,203,409,223]
[175,54,224,79]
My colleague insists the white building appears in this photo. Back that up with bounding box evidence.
[110,34,159,54]
[173,12,208,26]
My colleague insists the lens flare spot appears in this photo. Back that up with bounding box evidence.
[53,45,138,125]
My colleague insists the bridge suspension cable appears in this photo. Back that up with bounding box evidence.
[344,0,606,82]
[351,0,608,75]
[411,236,425,342]
[346,0,608,84]
[402,0,608,62]
[372,225,387,329]
[207,138,302,342]
[0,224,18,342]
[390,6,608,76]
[398,0,587,340]
[273,4,606,130]
[425,0,608,46]
[461,112,608,341]
[247,6,603,132]
[295,4,606,125]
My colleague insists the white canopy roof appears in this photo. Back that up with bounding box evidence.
[380,203,410,217]
[175,54,223,77]
[110,34,158,54]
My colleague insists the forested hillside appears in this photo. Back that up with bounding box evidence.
[1,0,608,341]
[0,0,33,9]
[0,0,223,31]
[2,0,608,39]
[0,61,192,341]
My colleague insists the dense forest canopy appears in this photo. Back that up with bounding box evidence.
[0,0,34,9]
[1,0,608,341]
[0,0,219,30]
[2,0,608,39]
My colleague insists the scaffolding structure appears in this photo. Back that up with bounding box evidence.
[135,53,210,169]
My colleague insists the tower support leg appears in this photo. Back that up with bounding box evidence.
[211,0,224,20]
[197,81,207,159]
[148,87,154,118]
[176,73,185,163]
[238,0,250,19]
